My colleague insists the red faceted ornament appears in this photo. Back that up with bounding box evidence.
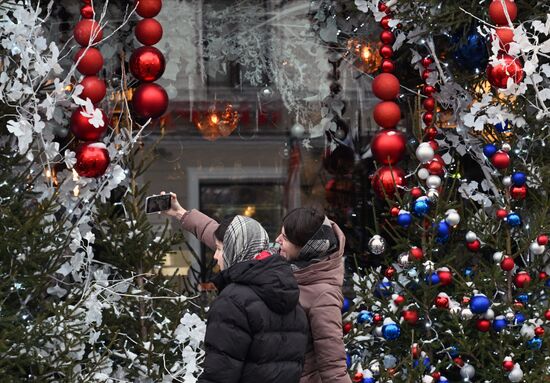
[80,4,94,19]
[438,270,453,286]
[411,187,422,199]
[491,150,510,169]
[70,108,108,141]
[381,59,395,73]
[371,166,406,199]
[514,271,531,288]
[135,18,163,46]
[74,47,104,75]
[402,310,419,325]
[373,101,401,129]
[422,57,434,68]
[487,54,524,88]
[467,239,481,252]
[510,185,527,200]
[409,247,423,261]
[380,30,395,45]
[535,326,545,337]
[496,208,508,219]
[129,46,165,82]
[503,360,515,371]
[537,234,549,245]
[500,256,515,271]
[489,0,517,25]
[78,76,106,104]
[371,129,406,165]
[343,322,353,334]
[476,319,491,332]
[423,97,435,111]
[73,19,103,46]
[422,112,434,126]
[380,45,393,59]
[372,73,400,101]
[495,27,515,50]
[435,295,449,309]
[132,83,169,119]
[75,143,110,178]
[135,0,162,18]
[545,309,550,321]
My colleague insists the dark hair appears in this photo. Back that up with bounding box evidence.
[214,215,236,242]
[282,207,325,247]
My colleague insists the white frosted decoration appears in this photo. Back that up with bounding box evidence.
[483,308,495,320]
[508,364,524,382]
[506,312,516,321]
[416,142,435,163]
[461,308,474,320]
[418,168,430,180]
[529,242,546,255]
[465,231,477,243]
[502,143,512,152]
[426,175,441,188]
[493,251,504,262]
[445,211,460,226]
[460,363,475,379]
[503,176,512,186]
[373,326,383,337]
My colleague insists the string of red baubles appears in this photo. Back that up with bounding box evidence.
[71,0,110,178]
[369,2,406,199]
[130,0,169,120]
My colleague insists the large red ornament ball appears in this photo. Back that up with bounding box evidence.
[74,19,103,46]
[537,234,549,245]
[372,73,400,101]
[435,295,449,309]
[476,319,491,332]
[426,155,445,176]
[409,247,423,261]
[491,150,510,169]
[545,309,550,321]
[371,129,406,165]
[535,326,545,337]
[496,208,508,219]
[489,0,517,25]
[135,18,163,46]
[70,108,108,141]
[343,322,353,334]
[371,166,406,199]
[487,54,524,88]
[423,97,435,111]
[373,101,401,129]
[514,271,531,288]
[132,83,169,119]
[438,270,453,286]
[129,46,166,82]
[467,239,481,252]
[380,44,393,59]
[510,185,527,200]
[500,256,515,271]
[381,59,395,73]
[503,360,515,371]
[380,30,395,45]
[422,112,434,126]
[75,143,110,178]
[75,47,104,75]
[135,0,162,17]
[411,187,422,199]
[402,310,419,325]
[78,76,106,104]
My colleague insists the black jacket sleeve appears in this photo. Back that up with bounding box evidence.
[198,293,252,383]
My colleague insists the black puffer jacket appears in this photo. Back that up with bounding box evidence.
[198,254,309,383]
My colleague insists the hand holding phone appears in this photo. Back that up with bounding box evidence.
[145,194,172,214]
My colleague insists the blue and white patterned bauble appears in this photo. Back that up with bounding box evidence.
[470,294,491,314]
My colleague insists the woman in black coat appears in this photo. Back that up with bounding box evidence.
[172,204,309,383]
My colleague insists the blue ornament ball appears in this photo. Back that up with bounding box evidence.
[511,172,527,186]
[514,312,526,325]
[413,199,430,216]
[423,356,431,370]
[363,378,376,383]
[452,30,489,72]
[374,281,393,298]
[516,294,529,303]
[357,310,374,324]
[425,272,440,285]
[483,143,497,158]
[507,213,522,227]
[470,294,491,314]
[527,337,543,350]
[545,279,550,288]
[493,316,507,332]
[439,377,449,383]
[382,323,401,340]
[448,346,459,358]
[464,267,475,278]
[346,353,351,368]
[342,297,351,313]
[397,213,412,228]
[437,220,451,237]
[495,120,510,132]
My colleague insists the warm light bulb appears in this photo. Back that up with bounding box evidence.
[209,114,219,124]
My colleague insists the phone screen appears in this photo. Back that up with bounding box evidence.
[145,194,172,214]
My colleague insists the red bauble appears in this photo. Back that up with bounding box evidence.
[431,372,441,380]
[371,166,406,199]
[514,271,531,288]
[381,59,395,73]
[353,372,364,382]
[74,47,104,75]
[135,0,162,18]
[491,150,510,169]
[435,295,449,309]
[423,85,436,96]
[73,19,103,46]
[422,112,434,126]
[135,18,163,46]
[424,127,438,140]
[503,360,514,371]
[539,271,548,280]
[380,16,391,29]
[129,46,165,82]
[409,247,423,261]
[476,319,491,332]
[487,54,524,88]
[373,101,401,128]
[428,140,439,151]
[411,343,421,358]
[438,270,453,286]
[78,76,106,104]
[510,185,527,200]
[535,326,545,337]
[380,44,393,59]
[454,357,464,367]
[372,73,400,101]
[385,266,396,278]
[80,4,94,19]
[495,27,515,50]
[500,256,515,271]
[411,187,422,199]
[422,70,431,80]
[378,2,388,12]
[394,295,405,305]
[390,206,400,216]
[371,129,406,165]
[426,155,445,176]
[402,310,419,325]
[132,83,169,119]
[467,239,481,252]
[545,309,550,321]
[422,57,434,68]
[343,322,353,334]
[373,314,383,324]
[380,30,395,45]
[423,97,435,111]
[75,143,110,178]
[496,208,508,219]
[489,0,517,25]
[70,108,108,141]
[537,234,549,245]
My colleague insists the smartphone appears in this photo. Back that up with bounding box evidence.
[145,194,172,214]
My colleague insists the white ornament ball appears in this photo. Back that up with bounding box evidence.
[399,253,410,266]
[461,308,474,320]
[465,231,477,243]
[529,242,546,255]
[426,175,441,189]
[505,312,515,321]
[369,360,381,375]
[508,365,523,382]
[383,354,397,369]
[460,363,475,379]
[503,176,512,186]
[373,326,383,337]
[422,375,434,383]
[502,143,511,152]
[445,211,461,226]
[493,251,504,262]
[418,167,430,180]
[416,142,435,163]
[427,188,439,201]
[483,308,495,320]
[291,122,305,138]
